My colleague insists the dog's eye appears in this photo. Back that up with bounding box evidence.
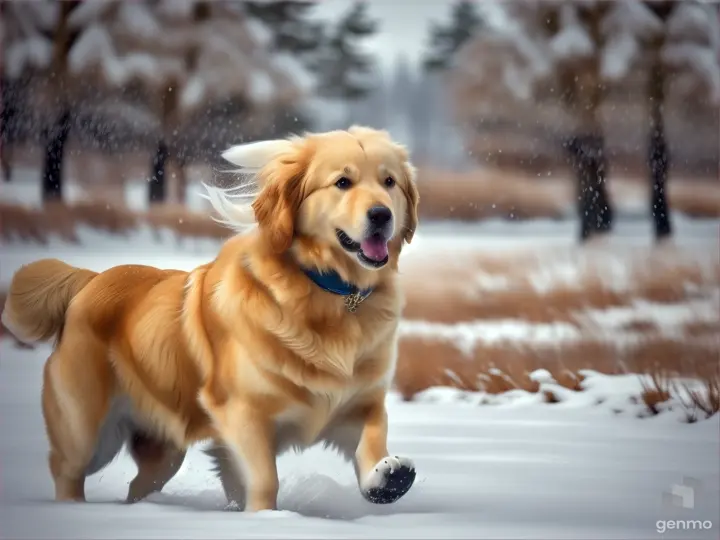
[384,177,396,188]
[335,177,352,190]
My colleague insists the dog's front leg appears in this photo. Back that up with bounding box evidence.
[352,395,416,505]
[204,400,278,512]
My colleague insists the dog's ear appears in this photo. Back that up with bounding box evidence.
[401,161,419,245]
[222,140,293,172]
[251,145,307,253]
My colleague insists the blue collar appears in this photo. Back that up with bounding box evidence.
[303,267,374,299]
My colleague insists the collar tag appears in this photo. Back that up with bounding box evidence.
[344,291,367,313]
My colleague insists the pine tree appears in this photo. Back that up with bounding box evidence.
[243,1,322,54]
[423,1,484,72]
[242,0,322,134]
[311,2,379,101]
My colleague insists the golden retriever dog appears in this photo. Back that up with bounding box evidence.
[2,126,419,512]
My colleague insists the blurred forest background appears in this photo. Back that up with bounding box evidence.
[1,0,719,243]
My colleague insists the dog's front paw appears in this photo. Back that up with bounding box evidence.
[361,456,416,504]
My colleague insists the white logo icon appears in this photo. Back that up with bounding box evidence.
[662,477,701,509]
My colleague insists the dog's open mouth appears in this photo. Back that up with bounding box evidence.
[336,229,389,268]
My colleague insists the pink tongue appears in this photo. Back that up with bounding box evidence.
[360,236,389,261]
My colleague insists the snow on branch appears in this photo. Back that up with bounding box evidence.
[662,2,720,104]
[67,1,112,30]
[549,4,595,62]
[662,43,720,103]
[600,1,663,41]
[2,2,56,77]
[117,2,161,39]
[666,2,720,46]
[3,0,320,122]
[454,0,720,104]
[5,37,53,78]
[68,24,114,74]
[601,32,639,80]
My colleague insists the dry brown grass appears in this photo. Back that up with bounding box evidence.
[64,200,139,234]
[554,369,586,391]
[145,203,231,241]
[398,252,717,408]
[620,320,660,334]
[394,333,719,401]
[416,167,720,221]
[0,201,233,245]
[676,374,720,421]
[404,284,628,325]
[639,369,672,415]
[542,389,562,404]
[667,180,720,218]
[416,168,570,221]
[395,336,606,401]
[637,358,720,421]
[1,202,51,244]
[0,201,130,244]
[401,255,719,325]
[683,320,720,339]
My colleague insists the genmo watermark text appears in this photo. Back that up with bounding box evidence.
[656,520,714,534]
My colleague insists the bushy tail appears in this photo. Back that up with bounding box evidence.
[2,259,97,343]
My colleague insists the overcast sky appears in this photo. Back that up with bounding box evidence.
[310,0,452,74]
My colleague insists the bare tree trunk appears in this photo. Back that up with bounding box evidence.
[565,134,611,241]
[176,158,188,205]
[148,140,169,204]
[148,86,177,206]
[147,3,209,206]
[1,143,11,182]
[41,1,79,204]
[152,1,208,207]
[648,53,671,240]
[561,56,613,242]
[1,80,14,183]
[42,108,71,202]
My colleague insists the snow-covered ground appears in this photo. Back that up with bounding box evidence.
[1,181,719,538]
[1,341,718,540]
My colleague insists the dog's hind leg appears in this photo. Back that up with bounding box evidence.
[42,334,116,502]
[126,432,186,503]
[204,443,246,509]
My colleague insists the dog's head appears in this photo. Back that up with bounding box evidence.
[221,127,419,275]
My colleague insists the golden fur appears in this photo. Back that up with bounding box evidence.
[2,127,420,511]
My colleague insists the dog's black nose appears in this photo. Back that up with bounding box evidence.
[367,206,392,227]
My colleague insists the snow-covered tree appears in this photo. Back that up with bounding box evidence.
[641,1,720,238]
[300,1,379,131]
[2,0,315,204]
[423,1,484,72]
[67,0,312,205]
[310,1,379,101]
[450,0,720,242]
[243,1,323,55]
